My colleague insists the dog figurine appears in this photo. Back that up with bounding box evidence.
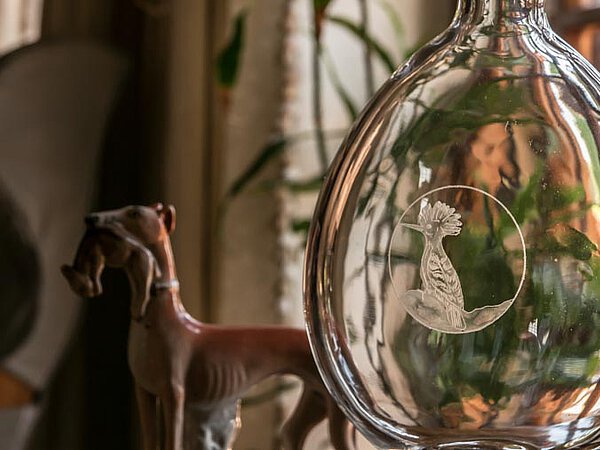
[61,204,353,450]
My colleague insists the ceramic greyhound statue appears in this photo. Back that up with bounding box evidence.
[61,204,353,450]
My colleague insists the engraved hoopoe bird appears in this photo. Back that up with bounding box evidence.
[402,201,466,330]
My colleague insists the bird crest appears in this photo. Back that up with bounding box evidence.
[390,185,524,334]
[419,201,462,236]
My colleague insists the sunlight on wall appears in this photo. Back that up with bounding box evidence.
[0,0,43,56]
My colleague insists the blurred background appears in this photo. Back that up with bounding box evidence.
[0,0,599,449]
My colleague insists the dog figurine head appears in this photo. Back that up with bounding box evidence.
[84,203,176,245]
[62,204,175,321]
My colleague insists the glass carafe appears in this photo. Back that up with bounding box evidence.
[304,0,600,448]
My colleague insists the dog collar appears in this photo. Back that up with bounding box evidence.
[151,279,180,296]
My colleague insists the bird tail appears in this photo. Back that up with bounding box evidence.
[447,306,466,331]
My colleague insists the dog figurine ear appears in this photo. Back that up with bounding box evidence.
[161,205,176,234]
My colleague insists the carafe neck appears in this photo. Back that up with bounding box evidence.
[453,0,549,31]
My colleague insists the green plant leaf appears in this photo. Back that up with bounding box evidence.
[313,0,333,38]
[314,0,332,10]
[216,11,247,88]
[328,15,397,73]
[292,219,312,234]
[225,137,287,199]
[496,165,542,238]
[548,223,598,261]
[377,0,404,45]
[261,176,325,193]
[286,177,325,192]
[224,128,348,202]
[539,184,585,215]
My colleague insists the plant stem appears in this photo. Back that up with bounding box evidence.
[312,31,329,171]
[359,0,375,96]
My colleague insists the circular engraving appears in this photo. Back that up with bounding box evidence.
[388,185,526,334]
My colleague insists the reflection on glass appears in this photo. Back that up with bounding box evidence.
[305,0,600,448]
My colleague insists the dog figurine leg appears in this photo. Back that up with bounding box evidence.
[162,383,185,450]
[135,384,158,450]
[327,400,355,450]
[281,388,327,450]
